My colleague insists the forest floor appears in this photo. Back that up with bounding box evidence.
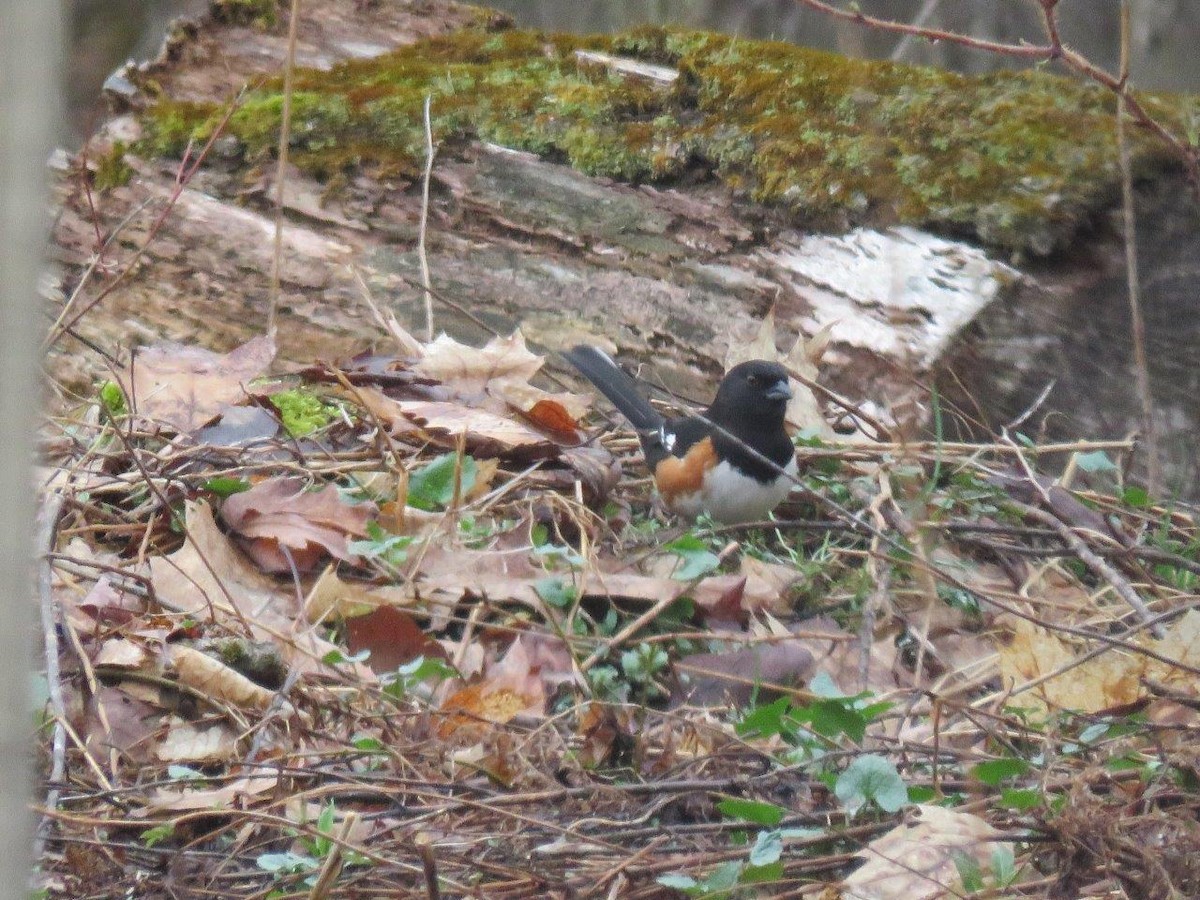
[35,319,1200,898]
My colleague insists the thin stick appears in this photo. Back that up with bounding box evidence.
[419,94,436,342]
[1116,0,1158,494]
[269,0,303,334]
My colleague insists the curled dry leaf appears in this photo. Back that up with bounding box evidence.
[169,645,284,713]
[219,477,377,574]
[122,333,276,433]
[842,805,1001,900]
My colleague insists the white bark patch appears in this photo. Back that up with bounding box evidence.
[762,226,1019,368]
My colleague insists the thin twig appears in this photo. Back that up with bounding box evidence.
[269,0,303,334]
[418,94,436,342]
[1116,0,1159,494]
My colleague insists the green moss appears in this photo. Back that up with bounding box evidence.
[140,25,1192,254]
[211,0,279,28]
[92,141,133,191]
[270,389,341,437]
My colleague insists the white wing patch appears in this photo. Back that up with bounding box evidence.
[670,455,798,524]
[660,426,676,453]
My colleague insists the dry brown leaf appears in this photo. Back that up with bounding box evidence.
[416,331,543,399]
[169,645,283,712]
[523,398,582,441]
[123,333,276,433]
[94,638,148,669]
[219,477,376,574]
[85,685,162,763]
[439,636,546,737]
[345,604,448,675]
[842,805,1001,899]
[146,502,368,678]
[394,399,559,453]
[999,619,1141,714]
[413,331,591,419]
[304,565,424,621]
[1000,610,1200,716]
[145,773,279,814]
[671,640,816,708]
[156,717,239,763]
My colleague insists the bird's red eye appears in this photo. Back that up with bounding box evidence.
[746,375,758,386]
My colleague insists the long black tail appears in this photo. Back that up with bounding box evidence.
[563,345,664,432]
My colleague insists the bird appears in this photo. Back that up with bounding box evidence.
[563,345,798,524]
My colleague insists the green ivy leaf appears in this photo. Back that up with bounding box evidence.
[971,758,1029,786]
[716,798,784,827]
[535,577,577,609]
[407,453,477,511]
[203,476,251,497]
[664,533,720,581]
[1075,450,1118,473]
[749,828,783,866]
[835,754,908,815]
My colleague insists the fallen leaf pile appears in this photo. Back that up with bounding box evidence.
[39,325,1200,898]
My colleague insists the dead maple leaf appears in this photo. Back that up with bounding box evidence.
[413,330,590,419]
[123,333,276,433]
[842,805,1002,899]
[438,636,546,738]
[393,399,561,455]
[1000,610,1200,716]
[219,477,376,574]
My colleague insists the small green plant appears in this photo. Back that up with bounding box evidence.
[98,380,127,416]
[664,533,721,580]
[658,798,820,896]
[348,521,415,572]
[257,801,369,894]
[140,823,175,848]
[834,754,909,816]
[382,656,457,699]
[407,452,477,510]
[620,642,669,699]
[954,843,1021,894]
[736,672,892,759]
[270,389,341,437]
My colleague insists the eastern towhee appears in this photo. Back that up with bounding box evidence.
[564,345,798,524]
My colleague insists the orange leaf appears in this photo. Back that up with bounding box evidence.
[524,398,581,441]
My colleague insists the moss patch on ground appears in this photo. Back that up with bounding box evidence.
[142,25,1193,255]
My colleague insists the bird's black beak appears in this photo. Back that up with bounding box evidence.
[765,379,792,401]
